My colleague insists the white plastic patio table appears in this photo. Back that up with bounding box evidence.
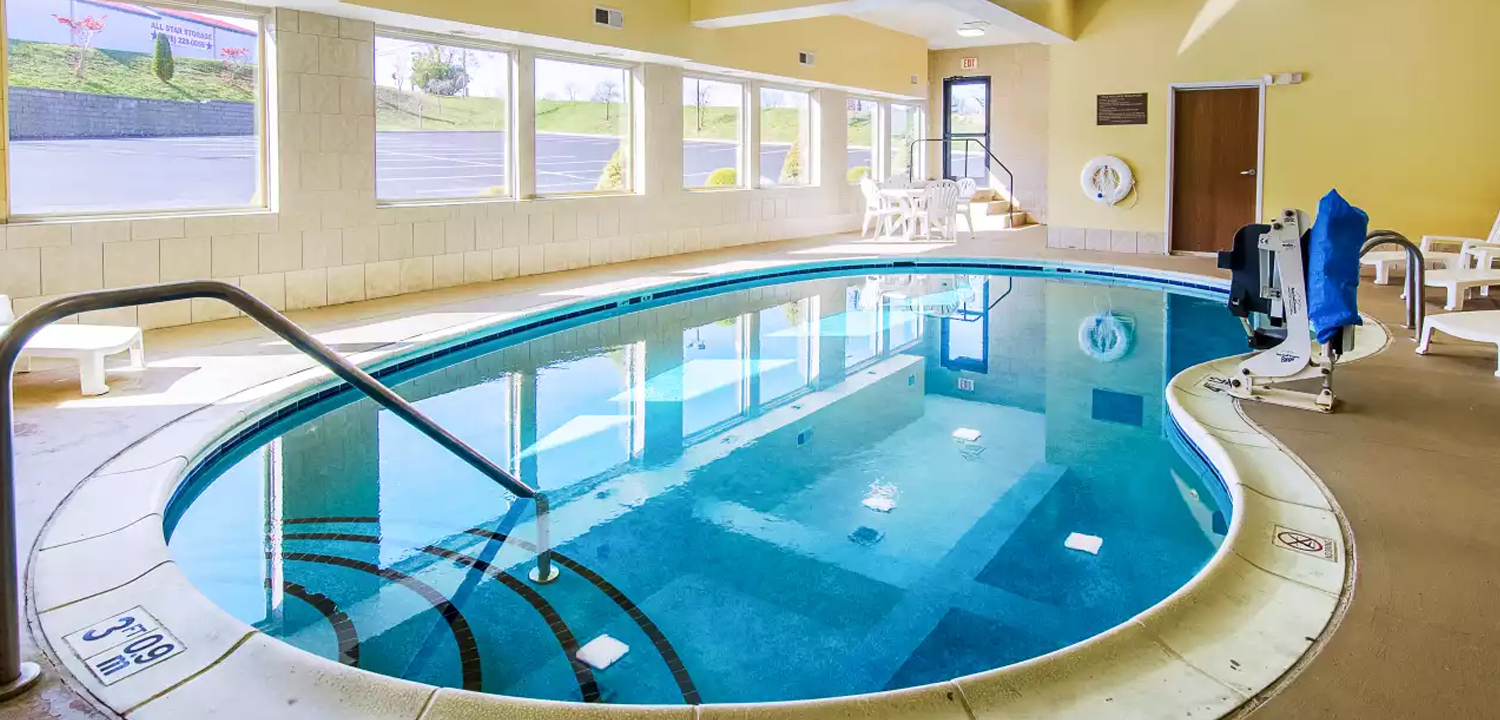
[1,323,145,395]
[1418,310,1500,376]
[879,187,926,240]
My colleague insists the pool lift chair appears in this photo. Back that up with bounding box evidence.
[1217,209,1356,413]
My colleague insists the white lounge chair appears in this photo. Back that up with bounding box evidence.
[1422,268,1500,311]
[955,178,978,239]
[1,294,145,396]
[1418,310,1500,376]
[858,176,903,238]
[1363,211,1500,284]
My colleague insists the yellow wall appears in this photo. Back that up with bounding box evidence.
[1049,0,1500,239]
[347,0,927,96]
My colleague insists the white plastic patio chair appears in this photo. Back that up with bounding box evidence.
[908,180,962,242]
[1422,268,1500,310]
[1,294,145,396]
[1418,310,1500,377]
[859,176,903,238]
[1362,211,1500,284]
[954,178,978,239]
[1456,213,1500,270]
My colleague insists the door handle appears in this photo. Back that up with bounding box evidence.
[1239,169,1257,176]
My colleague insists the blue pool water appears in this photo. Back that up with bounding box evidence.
[166,268,1248,704]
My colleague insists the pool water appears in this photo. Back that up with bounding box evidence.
[166,269,1248,704]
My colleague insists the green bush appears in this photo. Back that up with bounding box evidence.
[706,167,737,186]
[152,33,174,83]
[596,149,626,191]
[846,166,871,183]
[410,45,470,97]
[779,140,804,184]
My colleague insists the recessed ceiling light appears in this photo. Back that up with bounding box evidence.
[956,22,987,38]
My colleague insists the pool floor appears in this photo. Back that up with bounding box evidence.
[168,271,1248,703]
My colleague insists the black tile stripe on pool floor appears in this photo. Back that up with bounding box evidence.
[279,580,361,667]
[462,526,703,705]
[281,532,602,702]
[279,550,484,691]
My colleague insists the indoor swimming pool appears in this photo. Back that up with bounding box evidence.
[165,266,1249,704]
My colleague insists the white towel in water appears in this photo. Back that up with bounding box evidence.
[577,635,629,670]
[1065,532,1103,555]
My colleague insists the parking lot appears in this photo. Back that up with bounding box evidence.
[7,131,881,215]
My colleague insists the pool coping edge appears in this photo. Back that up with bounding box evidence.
[22,256,1369,720]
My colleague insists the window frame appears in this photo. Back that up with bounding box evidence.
[845,95,881,185]
[531,53,638,197]
[755,83,814,189]
[1,0,271,221]
[888,101,924,183]
[373,28,517,206]
[682,73,746,192]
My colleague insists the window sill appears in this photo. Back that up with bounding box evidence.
[4,206,272,226]
[376,195,515,210]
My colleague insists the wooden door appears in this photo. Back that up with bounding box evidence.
[1171,88,1259,252]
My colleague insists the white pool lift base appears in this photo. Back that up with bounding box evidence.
[1217,209,1355,414]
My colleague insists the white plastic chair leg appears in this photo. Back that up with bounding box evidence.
[79,353,109,396]
[129,336,146,370]
[1374,262,1392,285]
[1416,322,1435,355]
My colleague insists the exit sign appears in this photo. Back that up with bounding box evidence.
[960,57,978,71]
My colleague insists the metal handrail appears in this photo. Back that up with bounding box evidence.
[0,280,554,697]
[1361,231,1425,337]
[908,137,1018,227]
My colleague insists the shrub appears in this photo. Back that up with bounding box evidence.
[706,167,737,187]
[152,33,174,83]
[411,45,470,97]
[597,149,626,191]
[846,166,870,183]
[779,140,804,184]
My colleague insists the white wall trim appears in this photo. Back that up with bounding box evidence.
[1164,79,1267,255]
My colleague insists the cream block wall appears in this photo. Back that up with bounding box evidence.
[927,45,1049,223]
[0,8,866,329]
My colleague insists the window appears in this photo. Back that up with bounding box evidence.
[534,348,641,487]
[759,87,810,186]
[683,317,749,436]
[758,299,815,405]
[846,98,876,184]
[683,77,742,189]
[844,282,881,369]
[375,37,509,201]
[4,1,262,215]
[889,103,921,182]
[534,57,630,194]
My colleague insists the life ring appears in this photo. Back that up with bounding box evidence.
[1078,312,1133,362]
[1081,156,1134,206]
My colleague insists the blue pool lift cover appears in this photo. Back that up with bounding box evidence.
[1308,189,1368,344]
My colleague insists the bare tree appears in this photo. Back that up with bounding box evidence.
[564,81,581,102]
[593,80,621,121]
[693,80,712,132]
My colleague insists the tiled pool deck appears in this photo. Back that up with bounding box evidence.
[5,227,1497,719]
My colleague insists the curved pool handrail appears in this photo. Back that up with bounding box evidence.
[1361,230,1425,336]
[0,280,542,697]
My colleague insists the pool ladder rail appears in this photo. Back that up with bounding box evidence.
[0,280,557,700]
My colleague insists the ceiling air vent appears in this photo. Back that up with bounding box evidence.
[798,51,815,66]
[595,6,623,29]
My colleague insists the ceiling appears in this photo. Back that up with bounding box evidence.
[851,1,1038,49]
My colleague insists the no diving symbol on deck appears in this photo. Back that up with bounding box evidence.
[1272,525,1336,562]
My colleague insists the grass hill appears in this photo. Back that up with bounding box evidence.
[7,40,253,102]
